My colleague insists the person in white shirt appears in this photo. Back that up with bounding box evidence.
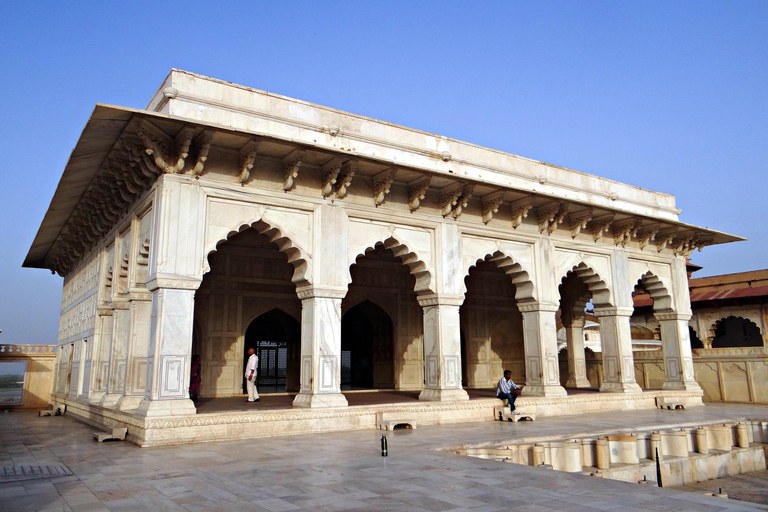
[496,369,520,417]
[245,347,260,402]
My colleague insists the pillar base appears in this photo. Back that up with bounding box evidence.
[116,395,144,411]
[418,388,469,402]
[292,393,348,408]
[662,380,702,392]
[565,377,592,388]
[522,385,568,397]
[135,398,197,417]
[600,382,643,394]
[100,393,122,408]
[86,391,106,405]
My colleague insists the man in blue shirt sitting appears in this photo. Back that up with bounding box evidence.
[497,369,521,418]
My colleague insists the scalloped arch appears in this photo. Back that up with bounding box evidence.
[348,237,434,295]
[709,315,765,345]
[204,218,311,287]
[635,271,672,311]
[562,262,612,307]
[463,251,535,301]
[243,305,301,330]
[342,296,396,322]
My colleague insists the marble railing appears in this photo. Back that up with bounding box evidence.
[0,344,57,356]
[0,344,57,409]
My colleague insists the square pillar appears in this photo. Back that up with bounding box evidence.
[100,301,130,408]
[86,310,113,404]
[564,316,591,388]
[293,287,349,408]
[594,307,642,393]
[657,311,701,391]
[518,302,567,397]
[135,284,198,417]
[417,295,469,402]
[116,295,152,411]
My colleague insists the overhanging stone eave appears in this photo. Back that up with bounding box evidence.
[23,104,142,270]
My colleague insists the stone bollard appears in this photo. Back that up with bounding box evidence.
[736,423,749,448]
[664,430,689,458]
[532,445,545,467]
[695,427,709,454]
[650,432,662,461]
[595,438,610,470]
[709,425,733,451]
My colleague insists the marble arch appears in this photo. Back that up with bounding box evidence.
[347,236,434,296]
[634,271,673,312]
[204,216,311,287]
[563,262,613,308]
[463,251,536,302]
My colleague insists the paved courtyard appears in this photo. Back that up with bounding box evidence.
[1,403,768,511]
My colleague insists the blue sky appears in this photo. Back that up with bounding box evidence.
[1,1,766,345]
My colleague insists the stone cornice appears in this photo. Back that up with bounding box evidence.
[593,307,635,317]
[517,301,559,313]
[654,311,692,322]
[146,274,202,292]
[295,285,347,300]
[416,294,465,307]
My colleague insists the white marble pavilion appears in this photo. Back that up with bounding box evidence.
[24,70,743,444]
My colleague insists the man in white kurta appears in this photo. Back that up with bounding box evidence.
[245,347,259,402]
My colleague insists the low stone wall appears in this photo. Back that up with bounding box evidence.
[0,344,56,410]
[632,347,768,404]
[455,420,768,488]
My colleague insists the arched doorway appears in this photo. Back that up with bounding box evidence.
[341,301,394,389]
[712,316,763,348]
[461,258,524,388]
[243,309,301,393]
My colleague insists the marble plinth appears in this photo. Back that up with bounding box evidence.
[50,389,705,447]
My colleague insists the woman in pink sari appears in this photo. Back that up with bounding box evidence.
[189,354,201,402]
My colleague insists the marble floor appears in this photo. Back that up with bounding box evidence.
[1,403,768,512]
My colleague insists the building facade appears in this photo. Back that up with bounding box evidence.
[25,70,741,418]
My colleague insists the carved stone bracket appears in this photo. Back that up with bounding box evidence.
[481,191,504,224]
[334,159,357,199]
[611,219,638,247]
[440,183,474,219]
[567,208,593,238]
[654,230,677,252]
[587,215,614,242]
[509,196,533,229]
[408,175,431,212]
[373,168,397,207]
[321,158,343,198]
[635,226,659,250]
[237,139,259,184]
[189,130,214,176]
[537,201,567,234]
[282,150,304,192]
[137,239,150,266]
[136,121,193,174]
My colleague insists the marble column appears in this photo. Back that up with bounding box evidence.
[563,314,591,388]
[293,287,349,408]
[67,339,84,399]
[117,294,152,411]
[417,295,469,401]
[657,311,701,391]
[593,307,642,393]
[136,284,198,417]
[86,309,113,404]
[519,302,567,397]
[100,300,130,408]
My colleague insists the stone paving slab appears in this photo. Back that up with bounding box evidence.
[2,404,768,511]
